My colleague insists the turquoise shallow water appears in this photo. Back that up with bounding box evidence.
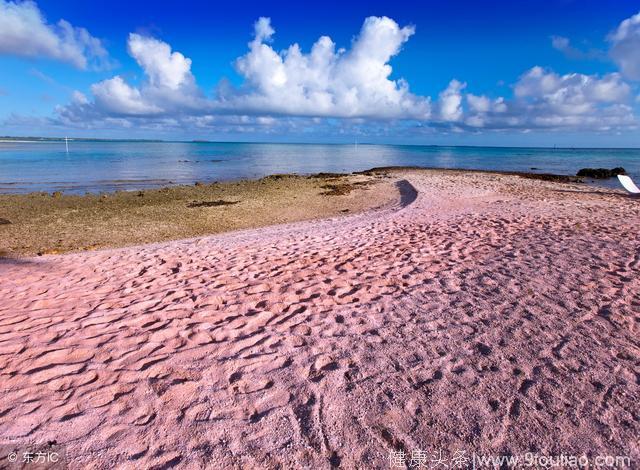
[0,141,638,194]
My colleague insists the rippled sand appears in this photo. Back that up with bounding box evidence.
[1,169,638,469]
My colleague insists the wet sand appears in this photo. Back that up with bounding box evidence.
[0,169,638,469]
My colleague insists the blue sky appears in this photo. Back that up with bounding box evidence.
[1,0,639,146]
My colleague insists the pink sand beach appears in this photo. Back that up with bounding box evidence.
[1,169,639,469]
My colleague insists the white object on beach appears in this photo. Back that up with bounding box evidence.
[617,175,640,195]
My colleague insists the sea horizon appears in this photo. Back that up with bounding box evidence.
[1,140,638,195]
[2,135,640,150]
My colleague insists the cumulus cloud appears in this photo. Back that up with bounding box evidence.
[433,68,634,132]
[461,67,635,131]
[58,16,429,126]
[128,34,194,91]
[59,33,203,122]
[0,0,111,69]
[226,16,430,118]
[463,94,507,128]
[438,80,466,121]
[91,77,162,115]
[514,67,630,103]
[52,15,638,135]
[608,11,640,80]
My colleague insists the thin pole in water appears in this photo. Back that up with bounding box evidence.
[65,136,69,153]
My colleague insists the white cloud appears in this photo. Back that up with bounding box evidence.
[464,94,507,127]
[60,33,203,120]
[462,67,635,130]
[228,16,430,119]
[438,80,466,121]
[91,76,162,115]
[57,15,429,126]
[71,90,88,105]
[466,94,491,113]
[0,0,110,69]
[52,16,638,136]
[514,66,630,107]
[127,34,194,91]
[608,11,640,80]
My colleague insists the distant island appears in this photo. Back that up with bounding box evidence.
[0,136,165,143]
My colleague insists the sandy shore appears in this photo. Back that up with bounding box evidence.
[0,173,394,256]
[0,169,638,469]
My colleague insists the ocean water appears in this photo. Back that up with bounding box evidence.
[0,140,638,194]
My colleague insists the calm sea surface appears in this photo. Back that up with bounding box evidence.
[1,141,638,194]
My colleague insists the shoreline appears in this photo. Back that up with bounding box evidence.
[0,166,588,197]
[0,167,627,257]
[0,164,624,197]
[356,165,585,183]
[0,171,398,257]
